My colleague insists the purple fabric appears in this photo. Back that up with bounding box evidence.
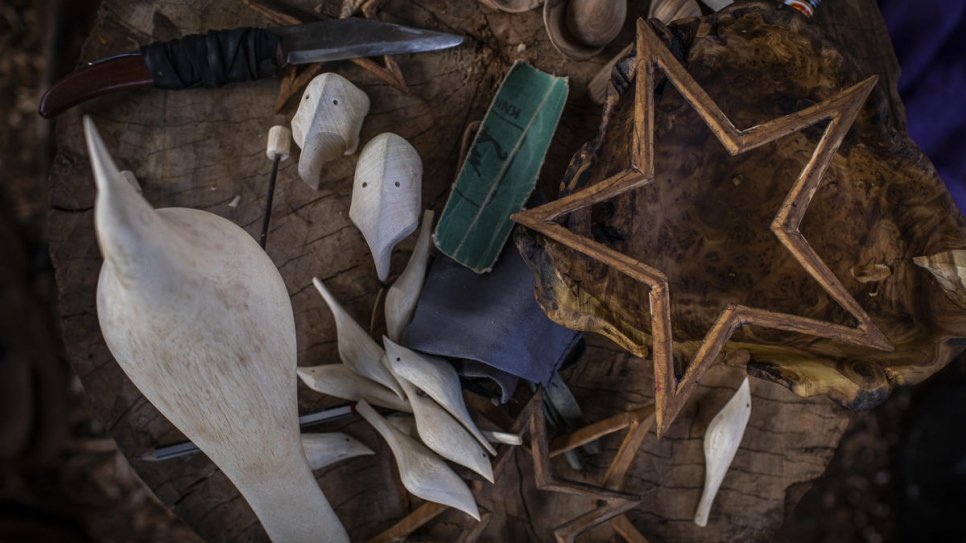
[879,0,966,211]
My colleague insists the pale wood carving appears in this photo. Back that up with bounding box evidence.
[384,210,434,341]
[356,400,481,520]
[384,338,497,455]
[296,363,412,412]
[291,73,370,189]
[394,376,495,482]
[313,277,404,397]
[350,133,422,282]
[87,118,349,542]
[302,432,375,471]
[694,378,751,527]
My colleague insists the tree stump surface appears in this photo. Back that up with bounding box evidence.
[48,0,905,541]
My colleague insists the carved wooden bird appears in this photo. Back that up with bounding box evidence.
[86,117,349,543]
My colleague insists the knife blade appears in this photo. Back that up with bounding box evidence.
[274,18,463,64]
[39,18,463,119]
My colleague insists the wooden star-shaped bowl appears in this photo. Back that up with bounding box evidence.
[514,4,966,432]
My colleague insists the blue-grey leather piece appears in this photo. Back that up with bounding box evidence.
[402,242,581,385]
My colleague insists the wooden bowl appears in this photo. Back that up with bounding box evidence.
[516,3,966,414]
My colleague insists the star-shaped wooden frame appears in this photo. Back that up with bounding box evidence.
[511,19,893,436]
[367,391,657,542]
[538,395,654,542]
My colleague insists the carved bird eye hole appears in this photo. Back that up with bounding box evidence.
[396,357,401,362]
[333,99,339,105]
[394,181,400,187]
[304,94,310,100]
[362,182,368,188]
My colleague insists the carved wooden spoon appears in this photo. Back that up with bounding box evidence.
[86,117,349,542]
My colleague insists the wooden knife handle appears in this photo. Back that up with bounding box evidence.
[39,28,282,119]
[39,55,154,119]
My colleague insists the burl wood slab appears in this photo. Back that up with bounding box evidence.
[47,0,925,541]
[516,4,966,424]
[514,18,892,436]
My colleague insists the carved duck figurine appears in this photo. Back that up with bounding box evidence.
[350,132,422,282]
[298,363,412,413]
[303,432,375,471]
[694,377,752,527]
[384,209,434,342]
[356,400,480,519]
[313,277,405,397]
[291,73,370,189]
[384,338,496,455]
[86,117,349,542]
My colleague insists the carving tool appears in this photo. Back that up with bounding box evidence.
[260,125,291,248]
[140,402,519,462]
[138,403,354,462]
[39,18,464,118]
[541,372,600,470]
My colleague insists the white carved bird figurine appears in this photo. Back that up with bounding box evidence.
[694,377,751,527]
[86,117,349,543]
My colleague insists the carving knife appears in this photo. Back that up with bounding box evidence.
[39,18,464,118]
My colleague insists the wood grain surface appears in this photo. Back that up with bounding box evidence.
[48,0,912,540]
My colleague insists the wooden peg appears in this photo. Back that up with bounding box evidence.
[266,125,292,162]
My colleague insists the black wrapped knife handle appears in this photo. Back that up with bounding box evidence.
[39,27,283,118]
[141,28,281,89]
